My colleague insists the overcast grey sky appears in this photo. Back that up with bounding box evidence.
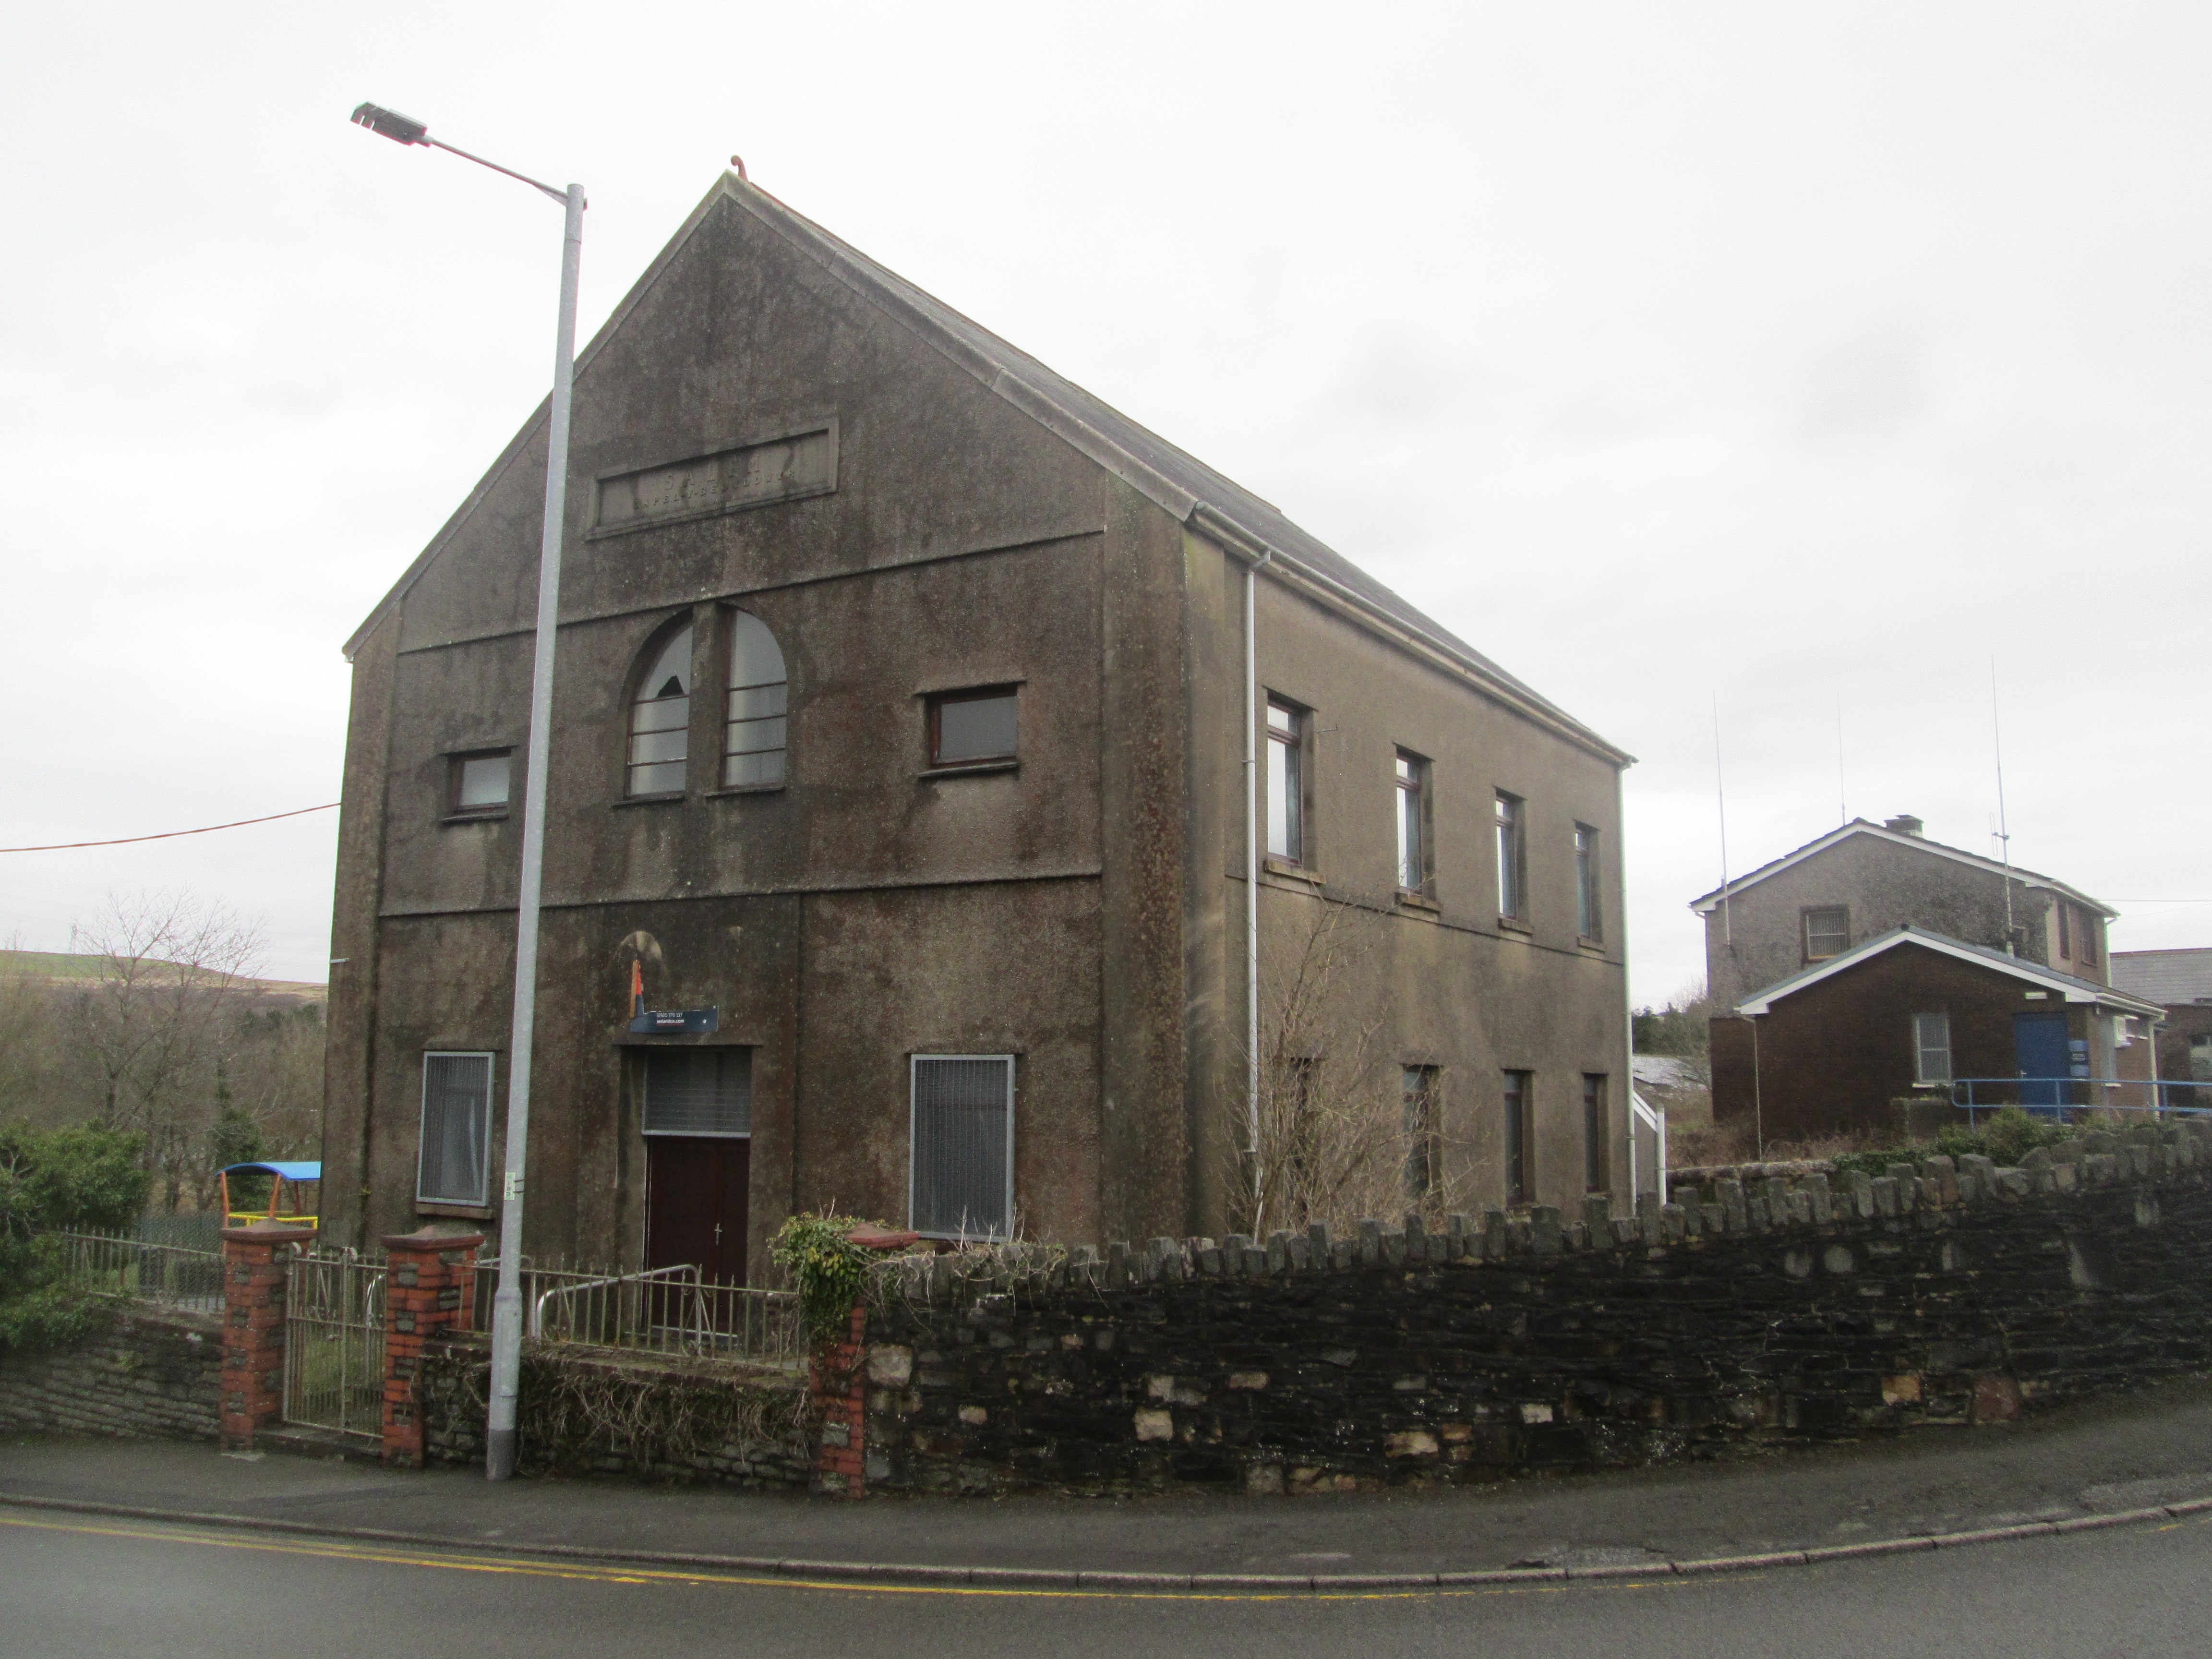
[2,1,2206,999]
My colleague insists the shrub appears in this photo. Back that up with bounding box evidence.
[0,1121,151,1354]
[769,1212,887,1343]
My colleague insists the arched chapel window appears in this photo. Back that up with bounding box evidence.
[723,611,788,788]
[626,621,693,797]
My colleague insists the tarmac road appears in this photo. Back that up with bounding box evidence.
[3,1503,2208,1659]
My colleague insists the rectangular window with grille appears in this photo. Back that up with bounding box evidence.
[1804,906,1849,961]
[418,1052,493,1206]
[909,1055,1014,1238]
[643,1047,752,1137]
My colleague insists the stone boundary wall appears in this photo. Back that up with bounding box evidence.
[0,1308,223,1444]
[415,1334,814,1490]
[861,1123,2212,1495]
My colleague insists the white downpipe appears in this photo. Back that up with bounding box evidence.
[1244,556,1263,1223]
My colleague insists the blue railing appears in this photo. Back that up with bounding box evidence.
[1947,1077,2208,1126]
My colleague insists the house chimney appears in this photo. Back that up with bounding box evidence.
[1885,814,1923,837]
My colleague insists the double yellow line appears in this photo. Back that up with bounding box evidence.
[0,1512,1604,1603]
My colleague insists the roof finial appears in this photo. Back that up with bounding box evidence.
[729,154,748,181]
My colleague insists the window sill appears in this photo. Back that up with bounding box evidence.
[415,1202,494,1221]
[613,791,685,808]
[1395,890,1440,914]
[705,783,787,799]
[1498,917,1534,938]
[1263,858,1324,886]
[919,758,1019,779]
[441,811,509,826]
[1576,935,1607,953]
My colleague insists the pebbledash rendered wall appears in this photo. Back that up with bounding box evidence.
[858,1123,2212,1495]
[0,1308,223,1444]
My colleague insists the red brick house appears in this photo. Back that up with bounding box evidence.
[1711,926,2163,1147]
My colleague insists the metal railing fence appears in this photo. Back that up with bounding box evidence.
[36,1229,225,1314]
[1949,1078,2211,1125]
[470,1257,801,1367]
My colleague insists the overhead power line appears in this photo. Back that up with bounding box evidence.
[0,803,340,854]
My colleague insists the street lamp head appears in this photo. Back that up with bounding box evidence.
[350,102,430,145]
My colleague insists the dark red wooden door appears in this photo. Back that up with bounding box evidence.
[645,1136,750,1283]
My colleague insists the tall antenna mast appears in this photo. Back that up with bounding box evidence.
[1714,695,1733,952]
[1836,690,1847,826]
[1991,657,2015,953]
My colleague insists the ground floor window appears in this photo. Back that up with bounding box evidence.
[910,1055,1014,1239]
[418,1052,493,1206]
[1913,1012,1953,1084]
[1503,1070,1533,1205]
[1582,1073,1608,1192]
[1401,1065,1440,1203]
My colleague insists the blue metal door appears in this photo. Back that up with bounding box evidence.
[2014,1013,2068,1108]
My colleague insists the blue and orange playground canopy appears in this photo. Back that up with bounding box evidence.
[219,1162,321,1230]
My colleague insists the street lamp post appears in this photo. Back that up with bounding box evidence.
[350,103,583,1482]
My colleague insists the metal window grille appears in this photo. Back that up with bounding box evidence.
[910,1055,1014,1238]
[1914,1012,1953,1084]
[643,1047,752,1137]
[1805,907,1849,960]
[418,1052,493,1205]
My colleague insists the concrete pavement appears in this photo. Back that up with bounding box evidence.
[8,1375,2212,1585]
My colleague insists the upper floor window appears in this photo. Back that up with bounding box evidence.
[1267,698,1305,863]
[1495,792,1527,921]
[448,749,511,818]
[928,686,1018,767]
[2075,905,2098,966]
[723,611,788,789]
[626,621,693,797]
[1395,750,1430,895]
[1574,823,1602,941]
[1804,906,1849,962]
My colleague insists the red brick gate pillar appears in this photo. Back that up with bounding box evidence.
[810,1302,869,1496]
[380,1227,485,1469]
[218,1220,317,1453]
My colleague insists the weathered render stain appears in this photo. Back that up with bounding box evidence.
[322,173,1631,1272]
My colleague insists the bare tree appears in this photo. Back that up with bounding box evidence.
[62,893,264,1211]
[0,941,59,1124]
[1229,897,1473,1238]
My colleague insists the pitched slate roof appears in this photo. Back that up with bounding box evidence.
[1690,819,2114,918]
[1734,924,2163,1018]
[346,173,1627,764]
[2111,948,2212,1007]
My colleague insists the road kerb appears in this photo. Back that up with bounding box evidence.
[0,1487,2188,1594]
